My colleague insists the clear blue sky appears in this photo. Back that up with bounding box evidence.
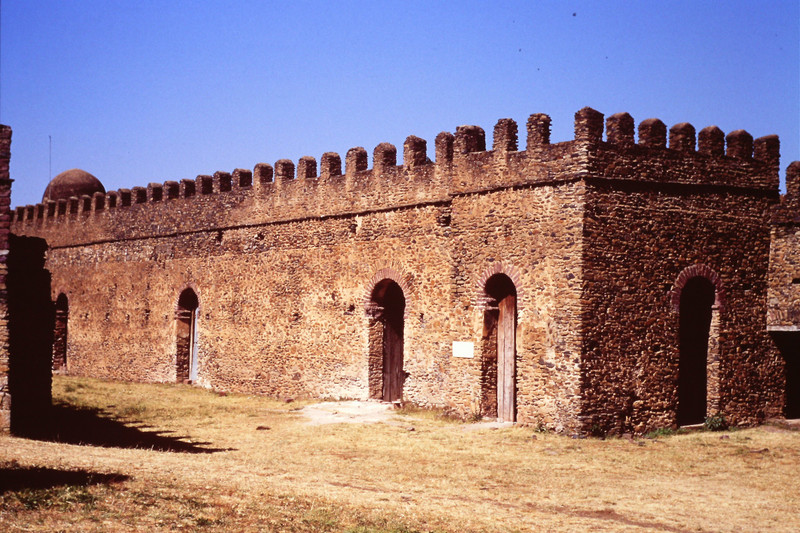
[2,1,798,207]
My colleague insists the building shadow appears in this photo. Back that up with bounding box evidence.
[0,463,129,493]
[34,402,235,453]
[7,235,54,438]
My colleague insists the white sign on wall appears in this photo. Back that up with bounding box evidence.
[452,341,475,358]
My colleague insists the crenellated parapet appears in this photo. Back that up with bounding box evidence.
[448,107,780,195]
[583,107,780,190]
[10,107,783,247]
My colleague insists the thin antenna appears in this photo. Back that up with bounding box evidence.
[49,135,52,179]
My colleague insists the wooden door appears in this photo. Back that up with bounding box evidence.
[380,281,405,401]
[189,310,199,382]
[176,309,192,383]
[382,313,404,401]
[497,292,516,422]
[176,288,199,384]
[53,295,69,371]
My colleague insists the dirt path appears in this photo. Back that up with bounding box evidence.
[300,399,514,430]
[300,400,396,425]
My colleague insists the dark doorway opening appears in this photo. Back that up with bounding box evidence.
[53,293,68,373]
[368,280,406,401]
[176,289,199,383]
[7,235,54,437]
[677,276,715,426]
[482,274,517,422]
[772,332,800,419]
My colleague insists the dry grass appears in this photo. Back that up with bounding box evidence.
[1,376,799,532]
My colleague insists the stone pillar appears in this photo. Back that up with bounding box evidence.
[706,305,721,416]
[0,125,12,432]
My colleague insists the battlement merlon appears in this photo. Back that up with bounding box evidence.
[9,108,783,243]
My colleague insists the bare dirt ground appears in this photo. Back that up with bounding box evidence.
[300,400,513,430]
[301,400,398,425]
[2,376,799,532]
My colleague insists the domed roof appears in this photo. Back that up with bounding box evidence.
[42,169,105,202]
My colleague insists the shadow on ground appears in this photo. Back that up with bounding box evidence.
[19,402,235,454]
[0,462,129,493]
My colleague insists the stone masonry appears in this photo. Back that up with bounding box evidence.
[0,125,12,432]
[7,107,800,434]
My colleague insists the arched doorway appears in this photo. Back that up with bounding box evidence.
[677,276,715,426]
[772,332,800,419]
[53,293,69,372]
[367,279,406,401]
[482,274,517,422]
[176,288,199,383]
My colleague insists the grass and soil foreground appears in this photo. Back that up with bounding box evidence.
[1,376,799,532]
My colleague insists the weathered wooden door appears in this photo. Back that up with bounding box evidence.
[381,282,405,401]
[382,312,404,401]
[497,292,516,422]
[176,308,192,383]
[177,288,199,383]
[189,310,199,382]
[53,294,69,372]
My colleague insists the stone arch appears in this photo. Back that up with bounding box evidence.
[364,267,411,401]
[473,262,524,309]
[363,267,413,318]
[671,264,723,425]
[670,263,724,311]
[173,282,202,314]
[479,272,518,422]
[176,287,200,384]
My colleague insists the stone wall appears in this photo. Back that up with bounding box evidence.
[448,182,586,431]
[583,181,780,432]
[769,161,800,330]
[9,108,796,432]
[768,161,800,419]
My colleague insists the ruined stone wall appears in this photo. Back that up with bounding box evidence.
[579,110,784,433]
[769,162,800,330]
[583,182,781,432]
[9,108,793,432]
[45,205,455,405]
[768,163,800,419]
[448,181,585,431]
[10,112,594,430]
[769,224,800,329]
